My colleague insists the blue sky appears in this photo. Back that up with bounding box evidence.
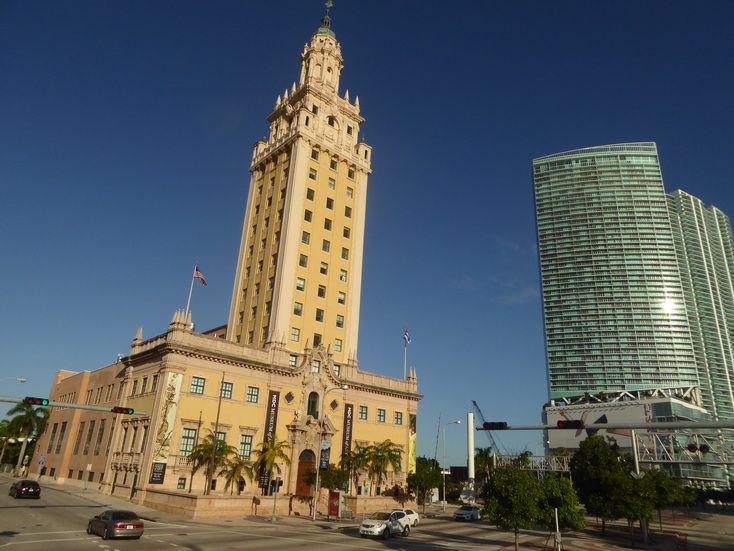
[2,1,733,467]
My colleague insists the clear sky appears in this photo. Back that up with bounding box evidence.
[2,1,733,468]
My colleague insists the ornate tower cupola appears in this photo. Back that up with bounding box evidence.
[299,1,343,93]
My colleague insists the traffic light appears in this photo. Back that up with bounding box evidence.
[482,422,508,430]
[24,397,49,406]
[687,443,710,453]
[111,406,135,414]
[556,420,584,429]
[700,444,710,454]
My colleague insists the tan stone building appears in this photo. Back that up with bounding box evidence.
[29,8,421,519]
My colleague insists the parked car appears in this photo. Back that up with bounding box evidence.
[393,507,420,526]
[8,480,41,499]
[87,510,144,540]
[453,504,482,521]
[360,509,411,539]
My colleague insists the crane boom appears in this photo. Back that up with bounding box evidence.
[472,400,505,454]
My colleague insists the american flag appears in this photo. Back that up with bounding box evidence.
[194,267,207,286]
[403,330,411,345]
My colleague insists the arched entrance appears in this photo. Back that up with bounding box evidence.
[295,449,315,496]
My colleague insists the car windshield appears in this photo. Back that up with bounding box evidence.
[459,506,473,511]
[111,512,140,520]
[369,512,390,520]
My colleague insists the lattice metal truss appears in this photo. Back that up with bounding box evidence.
[635,431,734,466]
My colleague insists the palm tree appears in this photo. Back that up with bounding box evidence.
[7,402,49,474]
[218,456,255,495]
[0,419,14,465]
[188,430,238,495]
[340,444,370,495]
[474,446,494,489]
[366,440,403,494]
[252,433,291,495]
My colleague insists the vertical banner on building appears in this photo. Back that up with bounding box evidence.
[153,373,182,462]
[341,403,353,459]
[260,390,281,488]
[319,440,331,470]
[408,414,417,474]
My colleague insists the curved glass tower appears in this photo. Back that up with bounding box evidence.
[533,143,698,398]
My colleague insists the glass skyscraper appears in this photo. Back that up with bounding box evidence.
[533,143,701,399]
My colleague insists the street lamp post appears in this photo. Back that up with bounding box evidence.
[442,420,461,512]
[312,384,349,521]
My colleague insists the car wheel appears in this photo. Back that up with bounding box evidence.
[102,528,109,540]
[360,534,367,538]
[402,525,411,537]
[413,519,418,526]
[382,527,390,540]
[13,491,19,499]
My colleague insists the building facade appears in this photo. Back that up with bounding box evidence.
[29,9,421,517]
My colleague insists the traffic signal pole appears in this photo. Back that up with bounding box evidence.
[0,396,145,415]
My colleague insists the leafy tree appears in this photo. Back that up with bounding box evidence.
[407,456,443,513]
[482,466,540,551]
[569,433,625,535]
[608,468,655,541]
[252,432,291,495]
[0,420,14,464]
[188,430,238,495]
[218,456,255,495]
[646,468,680,530]
[302,463,349,491]
[536,472,585,532]
[6,402,49,473]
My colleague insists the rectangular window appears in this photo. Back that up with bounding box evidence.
[341,247,349,260]
[55,422,67,454]
[318,285,326,298]
[345,206,352,217]
[271,253,277,266]
[299,254,308,267]
[294,302,303,316]
[312,360,321,373]
[248,331,254,344]
[289,355,298,367]
[377,409,386,423]
[340,269,347,282]
[83,420,96,455]
[215,431,226,442]
[328,178,336,190]
[346,187,354,198]
[46,423,58,454]
[296,277,305,291]
[239,435,253,459]
[348,168,355,179]
[343,226,351,238]
[151,375,158,393]
[334,339,343,353]
[324,218,332,230]
[291,327,300,342]
[309,168,317,180]
[251,306,257,319]
[307,188,315,200]
[131,380,138,396]
[73,422,85,455]
[302,231,310,244]
[313,333,322,346]
[336,315,344,328]
[326,198,334,209]
[359,405,368,420]
[246,386,260,403]
[347,125,353,135]
[315,308,324,322]
[322,240,330,252]
[257,260,263,272]
[312,104,319,114]
[190,376,205,394]
[93,419,106,455]
[330,159,337,170]
[179,428,197,456]
[177,478,187,490]
[304,209,312,222]
[394,411,403,425]
[338,291,346,304]
[320,262,328,275]
[311,149,319,160]
[255,283,261,295]
[220,381,233,399]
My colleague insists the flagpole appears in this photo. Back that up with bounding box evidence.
[184,262,198,319]
[404,339,407,380]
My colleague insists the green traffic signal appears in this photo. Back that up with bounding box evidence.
[112,406,135,414]
[24,397,49,406]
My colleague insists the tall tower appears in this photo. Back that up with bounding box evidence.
[227,7,372,366]
[533,143,699,398]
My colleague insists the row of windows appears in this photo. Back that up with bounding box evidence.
[309,149,356,180]
[129,374,159,398]
[358,405,404,425]
[189,377,261,403]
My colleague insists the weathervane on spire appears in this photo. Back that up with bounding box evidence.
[322,1,333,29]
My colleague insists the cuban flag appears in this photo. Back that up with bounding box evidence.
[403,330,411,345]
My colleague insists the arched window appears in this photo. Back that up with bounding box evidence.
[307,391,319,418]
